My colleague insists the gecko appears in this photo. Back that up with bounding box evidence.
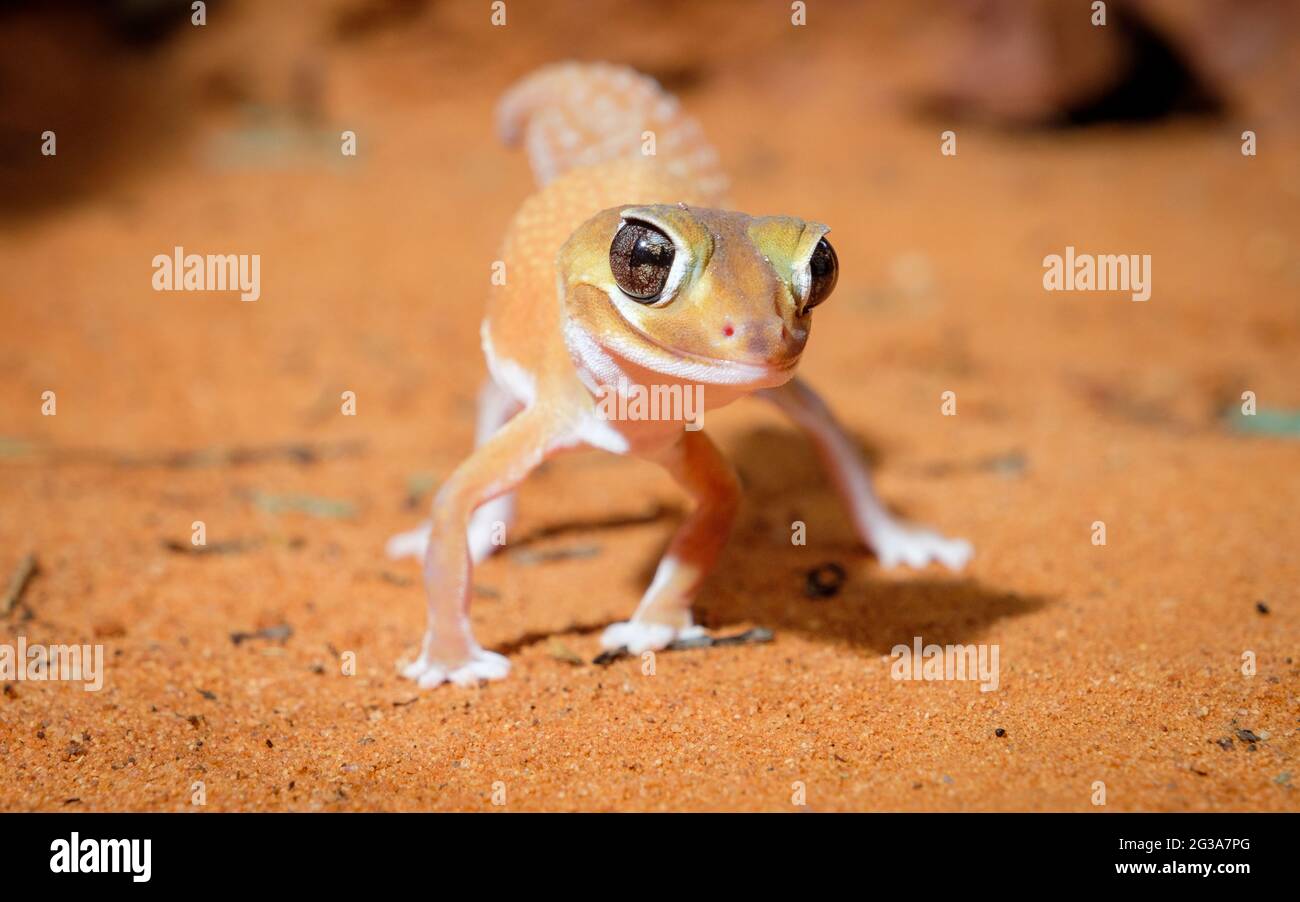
[387,62,973,687]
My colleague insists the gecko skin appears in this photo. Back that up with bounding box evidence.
[388,63,973,687]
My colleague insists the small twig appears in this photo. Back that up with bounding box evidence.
[230,624,294,646]
[700,627,775,647]
[511,544,601,565]
[593,627,774,665]
[162,538,261,555]
[1,554,37,617]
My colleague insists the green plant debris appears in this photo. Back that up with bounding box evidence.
[249,491,357,519]
[548,640,586,667]
[1224,408,1300,438]
[405,472,439,508]
[0,437,36,458]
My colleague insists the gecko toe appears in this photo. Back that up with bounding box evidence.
[447,650,511,685]
[872,525,974,572]
[404,648,510,688]
[600,621,678,654]
[386,523,432,560]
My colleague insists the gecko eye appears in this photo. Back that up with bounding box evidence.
[802,236,838,312]
[610,220,676,302]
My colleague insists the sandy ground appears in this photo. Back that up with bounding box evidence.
[0,1,1297,811]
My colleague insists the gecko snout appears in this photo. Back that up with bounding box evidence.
[719,315,805,365]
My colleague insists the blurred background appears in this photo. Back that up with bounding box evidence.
[2,0,1297,449]
[0,0,1297,811]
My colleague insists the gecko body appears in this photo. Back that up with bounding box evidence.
[389,63,972,687]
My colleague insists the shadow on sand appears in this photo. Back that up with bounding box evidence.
[497,423,1047,657]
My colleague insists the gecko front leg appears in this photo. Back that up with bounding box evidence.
[386,378,523,564]
[600,429,742,653]
[404,405,557,687]
[758,377,973,570]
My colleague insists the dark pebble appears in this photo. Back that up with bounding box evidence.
[805,563,847,599]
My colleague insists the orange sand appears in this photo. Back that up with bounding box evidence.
[0,0,1297,811]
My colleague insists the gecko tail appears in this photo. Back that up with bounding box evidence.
[496,62,728,202]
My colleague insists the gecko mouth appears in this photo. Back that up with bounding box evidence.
[606,318,802,386]
[564,283,803,388]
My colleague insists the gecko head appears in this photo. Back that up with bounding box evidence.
[558,203,837,387]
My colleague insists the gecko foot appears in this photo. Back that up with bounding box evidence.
[402,647,511,688]
[870,524,973,571]
[600,620,706,654]
[386,522,431,560]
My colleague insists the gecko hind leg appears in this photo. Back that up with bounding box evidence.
[600,429,741,653]
[757,377,973,571]
[403,405,554,687]
[385,379,523,563]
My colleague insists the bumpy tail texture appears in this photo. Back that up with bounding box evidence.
[497,62,728,203]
